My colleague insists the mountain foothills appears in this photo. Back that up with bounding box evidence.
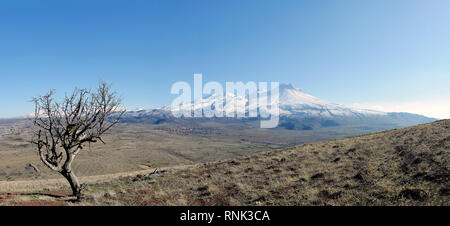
[0,85,444,205]
[1,119,448,206]
[0,84,437,182]
[0,84,444,206]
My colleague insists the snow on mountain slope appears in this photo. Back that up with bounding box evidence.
[167,83,387,118]
[14,84,435,130]
[276,84,386,117]
[112,83,436,129]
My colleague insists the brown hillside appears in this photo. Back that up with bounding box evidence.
[2,120,449,206]
[101,120,449,206]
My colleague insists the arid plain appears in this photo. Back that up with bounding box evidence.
[0,119,448,206]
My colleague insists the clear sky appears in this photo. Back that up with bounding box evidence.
[1,0,449,118]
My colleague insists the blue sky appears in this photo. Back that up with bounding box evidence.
[0,0,449,118]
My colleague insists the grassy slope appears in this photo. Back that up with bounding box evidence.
[0,119,385,181]
[2,120,449,206]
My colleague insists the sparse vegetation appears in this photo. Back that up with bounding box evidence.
[1,120,448,206]
[224,146,273,152]
[1,118,372,182]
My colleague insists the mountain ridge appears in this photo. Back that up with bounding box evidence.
[119,83,436,131]
[8,84,437,133]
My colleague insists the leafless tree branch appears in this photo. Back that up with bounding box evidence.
[31,81,124,200]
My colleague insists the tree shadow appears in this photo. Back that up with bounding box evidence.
[20,192,71,198]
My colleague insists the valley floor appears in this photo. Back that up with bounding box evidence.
[1,120,449,206]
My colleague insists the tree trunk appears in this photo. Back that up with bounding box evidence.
[61,170,81,201]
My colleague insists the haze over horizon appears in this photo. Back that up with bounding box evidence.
[1,0,449,119]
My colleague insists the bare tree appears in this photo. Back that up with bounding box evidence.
[31,81,124,200]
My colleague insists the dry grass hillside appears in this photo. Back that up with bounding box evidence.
[0,118,381,181]
[1,120,449,206]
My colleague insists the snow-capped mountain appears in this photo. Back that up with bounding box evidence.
[118,83,436,130]
[166,83,387,118]
[10,83,436,133]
